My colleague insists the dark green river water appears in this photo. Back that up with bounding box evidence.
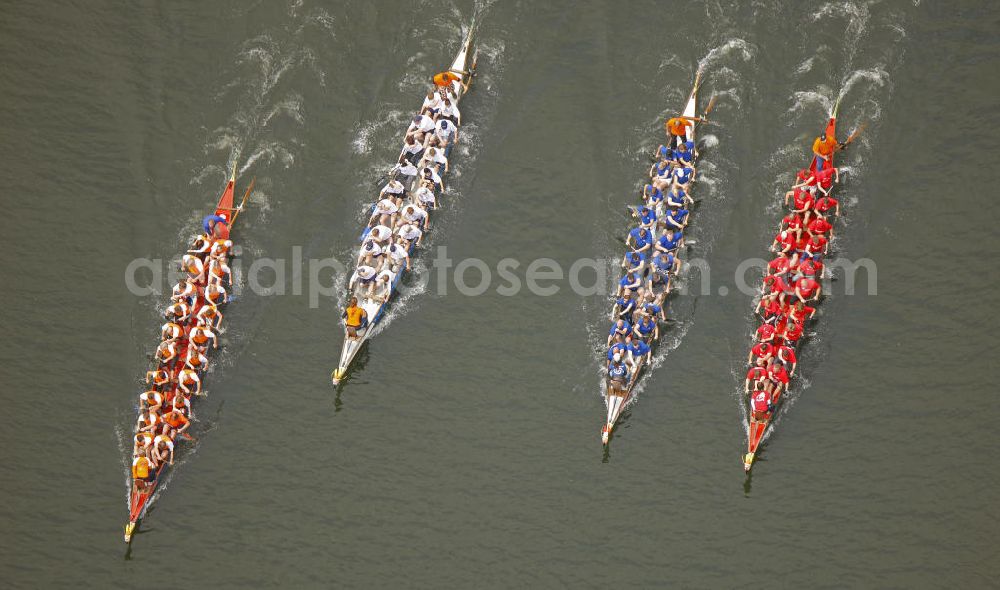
[1,0,997,587]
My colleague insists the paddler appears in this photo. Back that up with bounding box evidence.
[795,276,821,303]
[655,228,683,254]
[139,389,164,414]
[776,343,798,375]
[181,254,205,282]
[145,368,171,387]
[432,118,458,147]
[767,360,790,395]
[348,265,377,294]
[748,341,774,366]
[607,341,628,368]
[133,432,154,457]
[177,368,202,396]
[161,321,184,342]
[203,213,229,240]
[342,296,368,340]
[205,282,228,305]
[136,409,161,434]
[161,408,190,437]
[171,278,197,302]
[384,242,411,272]
[745,365,769,394]
[209,238,233,259]
[435,96,461,125]
[152,433,175,466]
[171,391,191,417]
[195,301,223,329]
[184,344,209,372]
[607,319,632,346]
[190,324,218,350]
[166,300,191,323]
[633,314,659,341]
[407,113,436,145]
[188,234,211,255]
[811,132,844,171]
[627,334,653,366]
[672,140,696,167]
[155,338,179,364]
[626,227,653,255]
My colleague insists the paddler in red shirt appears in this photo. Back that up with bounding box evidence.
[807,215,834,239]
[814,194,840,216]
[745,365,769,394]
[804,233,828,259]
[781,319,805,345]
[748,341,775,366]
[776,343,798,375]
[795,276,821,303]
[756,322,777,344]
[781,212,806,237]
[767,361,790,395]
[749,386,775,420]
[768,253,793,276]
[772,229,798,255]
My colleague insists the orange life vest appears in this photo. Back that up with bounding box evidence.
[433,71,460,87]
[344,305,365,327]
[132,456,152,479]
[813,136,837,158]
[666,117,690,137]
[192,329,209,345]
[164,412,189,429]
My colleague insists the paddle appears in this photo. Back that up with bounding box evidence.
[703,95,718,117]
[838,121,868,151]
[228,177,256,225]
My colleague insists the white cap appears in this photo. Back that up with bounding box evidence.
[613,353,622,362]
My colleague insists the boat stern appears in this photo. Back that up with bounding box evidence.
[743,452,755,472]
[124,521,136,543]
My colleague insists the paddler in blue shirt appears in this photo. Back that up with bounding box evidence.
[655,228,683,253]
[636,205,657,231]
[627,337,652,367]
[613,289,637,321]
[627,227,652,255]
[665,207,689,231]
[622,250,646,276]
[633,315,659,341]
[617,271,642,296]
[673,141,695,166]
[643,184,664,208]
[203,213,228,239]
[666,187,687,209]
[671,165,695,192]
[607,319,632,346]
[607,341,628,368]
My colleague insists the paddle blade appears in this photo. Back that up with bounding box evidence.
[845,121,868,146]
[704,95,718,116]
